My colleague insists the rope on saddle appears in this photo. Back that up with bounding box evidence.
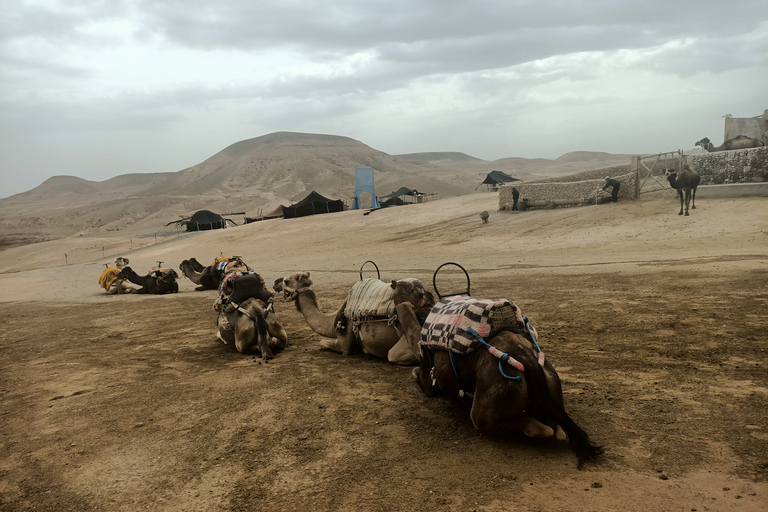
[467,327,523,382]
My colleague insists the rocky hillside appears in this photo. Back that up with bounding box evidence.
[0,131,635,247]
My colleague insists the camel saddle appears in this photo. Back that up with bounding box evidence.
[344,278,423,324]
[148,267,172,278]
[98,267,122,291]
[213,270,266,312]
[420,295,526,354]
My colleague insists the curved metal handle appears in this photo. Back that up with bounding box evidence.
[432,262,470,299]
[359,260,381,280]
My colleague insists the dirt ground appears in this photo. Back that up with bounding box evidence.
[1,193,767,511]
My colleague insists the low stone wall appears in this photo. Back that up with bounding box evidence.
[499,171,636,210]
[690,146,768,185]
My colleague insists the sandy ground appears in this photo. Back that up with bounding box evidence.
[1,192,767,511]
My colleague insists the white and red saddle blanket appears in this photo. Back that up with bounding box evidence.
[344,277,422,323]
[213,270,263,312]
[420,295,527,354]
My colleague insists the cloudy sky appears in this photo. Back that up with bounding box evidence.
[1,0,766,198]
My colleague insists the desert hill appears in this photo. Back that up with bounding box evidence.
[0,131,636,247]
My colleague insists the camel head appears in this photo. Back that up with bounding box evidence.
[279,272,312,300]
[114,257,129,269]
[695,137,711,149]
[391,279,436,317]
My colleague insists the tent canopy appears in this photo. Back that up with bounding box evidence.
[283,191,345,219]
[186,210,225,231]
[382,187,421,199]
[482,171,519,185]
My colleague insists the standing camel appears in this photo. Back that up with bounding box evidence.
[665,166,701,216]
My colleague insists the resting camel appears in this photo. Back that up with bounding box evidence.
[665,166,701,216]
[179,257,250,291]
[276,272,434,365]
[119,267,179,295]
[391,280,603,468]
[216,298,284,361]
[695,136,764,152]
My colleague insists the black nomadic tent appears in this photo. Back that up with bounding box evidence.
[477,170,520,190]
[283,191,345,219]
[482,171,519,185]
[185,210,225,231]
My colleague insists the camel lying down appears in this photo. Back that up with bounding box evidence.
[276,272,434,365]
[392,280,603,468]
[217,298,287,361]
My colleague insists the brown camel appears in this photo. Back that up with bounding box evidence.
[179,258,220,290]
[665,166,701,216]
[216,298,285,361]
[391,280,602,468]
[276,272,434,365]
[695,136,764,152]
[119,267,179,295]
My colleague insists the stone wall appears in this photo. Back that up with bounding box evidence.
[690,146,768,185]
[499,171,636,209]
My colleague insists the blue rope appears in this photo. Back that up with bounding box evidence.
[524,317,542,353]
[467,328,522,382]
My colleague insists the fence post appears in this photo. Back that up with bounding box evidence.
[632,155,640,198]
[65,253,68,265]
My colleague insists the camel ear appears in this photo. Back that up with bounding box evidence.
[391,280,398,289]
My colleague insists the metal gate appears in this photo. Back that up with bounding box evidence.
[633,150,687,196]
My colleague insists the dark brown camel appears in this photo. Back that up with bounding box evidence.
[391,281,603,468]
[695,136,764,152]
[119,267,179,295]
[665,166,701,216]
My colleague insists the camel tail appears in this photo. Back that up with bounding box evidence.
[515,345,604,468]
[256,308,271,361]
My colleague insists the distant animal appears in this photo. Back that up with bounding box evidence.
[695,136,764,152]
[479,211,489,223]
[119,267,179,295]
[665,166,701,216]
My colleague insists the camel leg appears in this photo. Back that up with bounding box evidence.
[318,326,356,355]
[265,315,288,351]
[387,335,419,366]
[677,190,684,215]
[412,356,439,397]
[684,190,691,216]
[691,188,697,209]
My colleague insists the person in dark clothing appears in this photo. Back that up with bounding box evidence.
[602,177,620,202]
[511,187,520,212]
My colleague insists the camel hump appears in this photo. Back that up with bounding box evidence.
[345,278,423,321]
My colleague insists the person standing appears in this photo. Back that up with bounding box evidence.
[511,186,520,212]
[602,177,620,202]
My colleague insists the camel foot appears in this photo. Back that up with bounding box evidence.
[678,212,683,216]
[411,367,421,381]
[691,205,696,209]
[684,211,689,216]
[555,425,567,441]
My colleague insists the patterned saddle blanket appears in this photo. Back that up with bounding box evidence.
[344,278,422,323]
[148,267,173,278]
[213,270,265,312]
[420,295,526,354]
